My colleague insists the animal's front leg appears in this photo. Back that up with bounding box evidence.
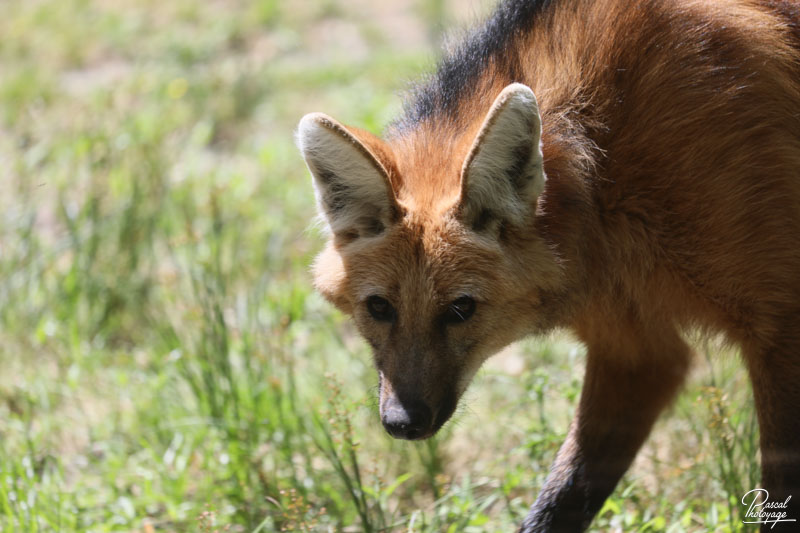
[520,323,691,532]
[743,334,800,532]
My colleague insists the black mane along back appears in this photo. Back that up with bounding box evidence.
[393,0,554,133]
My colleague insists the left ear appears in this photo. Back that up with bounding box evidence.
[297,112,399,241]
[458,83,545,232]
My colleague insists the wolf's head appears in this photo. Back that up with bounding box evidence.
[298,84,563,440]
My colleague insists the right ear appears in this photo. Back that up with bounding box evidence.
[458,83,545,233]
[297,113,399,241]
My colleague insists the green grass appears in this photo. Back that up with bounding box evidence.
[0,0,760,531]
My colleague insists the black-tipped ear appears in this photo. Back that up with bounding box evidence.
[297,113,399,241]
[459,83,545,233]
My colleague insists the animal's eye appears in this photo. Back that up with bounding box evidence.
[366,295,395,322]
[444,296,476,323]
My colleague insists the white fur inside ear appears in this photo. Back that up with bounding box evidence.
[460,83,545,230]
[297,113,394,238]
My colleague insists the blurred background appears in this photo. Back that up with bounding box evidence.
[0,0,760,531]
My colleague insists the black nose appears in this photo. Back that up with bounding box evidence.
[381,397,432,440]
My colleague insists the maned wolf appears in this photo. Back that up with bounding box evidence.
[297,0,800,530]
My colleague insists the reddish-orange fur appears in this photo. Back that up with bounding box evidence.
[304,0,800,530]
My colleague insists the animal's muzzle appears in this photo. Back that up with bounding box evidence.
[380,396,432,440]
